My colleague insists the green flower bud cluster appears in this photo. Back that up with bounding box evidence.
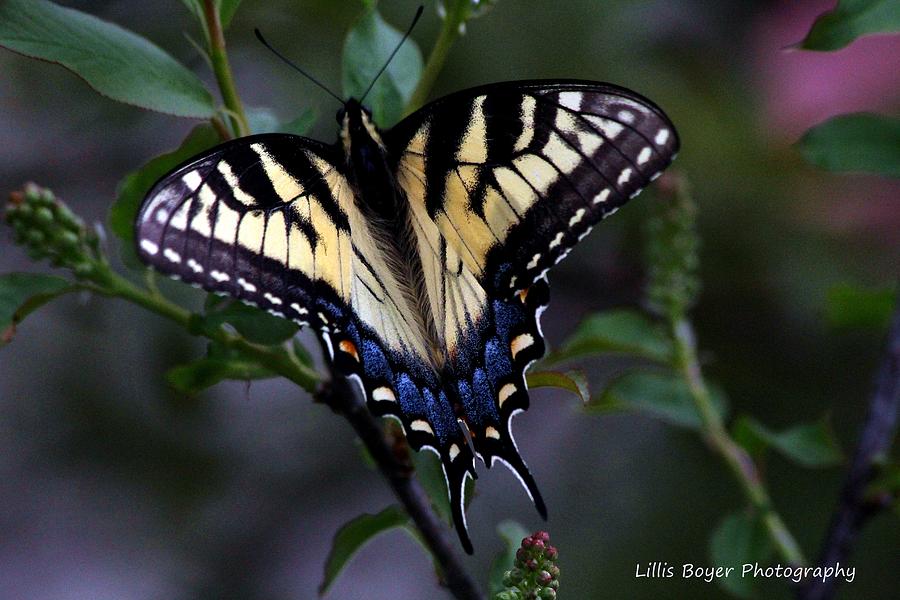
[643,173,700,320]
[5,183,103,279]
[495,531,560,600]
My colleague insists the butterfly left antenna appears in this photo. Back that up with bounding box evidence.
[359,5,424,103]
[254,29,344,104]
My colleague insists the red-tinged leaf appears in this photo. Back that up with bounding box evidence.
[527,369,590,404]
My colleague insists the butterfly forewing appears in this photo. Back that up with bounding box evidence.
[390,80,679,294]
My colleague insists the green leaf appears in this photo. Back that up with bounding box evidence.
[589,370,728,430]
[527,369,590,404]
[865,462,900,501]
[291,337,315,368]
[0,273,75,345]
[342,5,424,127]
[731,417,770,461]
[410,448,454,525]
[825,282,897,330]
[319,506,409,595]
[489,520,530,594]
[732,415,843,468]
[799,0,900,51]
[280,108,318,136]
[166,355,274,393]
[109,125,220,267]
[709,511,773,599]
[798,113,900,177]
[551,309,673,364]
[0,0,215,118]
[201,300,299,345]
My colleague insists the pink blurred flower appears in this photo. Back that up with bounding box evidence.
[751,0,900,142]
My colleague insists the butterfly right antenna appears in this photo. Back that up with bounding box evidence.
[359,5,424,103]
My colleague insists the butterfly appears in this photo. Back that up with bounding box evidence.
[135,78,678,552]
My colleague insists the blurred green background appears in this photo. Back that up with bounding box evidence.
[1,1,898,599]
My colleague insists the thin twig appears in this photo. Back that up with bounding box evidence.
[93,265,321,392]
[651,178,807,566]
[798,304,900,600]
[671,317,808,565]
[210,115,233,141]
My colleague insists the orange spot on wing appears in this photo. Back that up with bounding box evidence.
[338,339,359,362]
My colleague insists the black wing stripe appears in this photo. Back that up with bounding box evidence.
[401,163,505,304]
[555,111,650,183]
[541,113,643,198]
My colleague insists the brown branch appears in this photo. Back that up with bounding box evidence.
[798,303,900,600]
[315,344,485,600]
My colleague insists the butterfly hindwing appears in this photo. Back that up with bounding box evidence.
[391,79,678,516]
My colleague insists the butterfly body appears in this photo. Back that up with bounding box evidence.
[136,80,679,552]
[340,99,398,216]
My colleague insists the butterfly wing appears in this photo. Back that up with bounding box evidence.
[135,134,479,549]
[389,80,679,514]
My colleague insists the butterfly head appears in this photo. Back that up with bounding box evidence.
[339,98,384,156]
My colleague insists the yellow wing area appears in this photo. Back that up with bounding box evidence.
[396,128,489,357]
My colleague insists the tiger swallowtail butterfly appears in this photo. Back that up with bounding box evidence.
[136,55,678,553]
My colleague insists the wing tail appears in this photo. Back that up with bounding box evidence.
[483,431,547,520]
[440,444,478,554]
[448,277,550,518]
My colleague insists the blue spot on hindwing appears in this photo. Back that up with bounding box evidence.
[492,298,520,339]
[493,262,513,290]
[485,338,512,378]
[362,339,392,381]
[473,368,500,422]
[318,299,344,323]
[457,379,474,413]
[422,388,458,445]
[395,373,423,416]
